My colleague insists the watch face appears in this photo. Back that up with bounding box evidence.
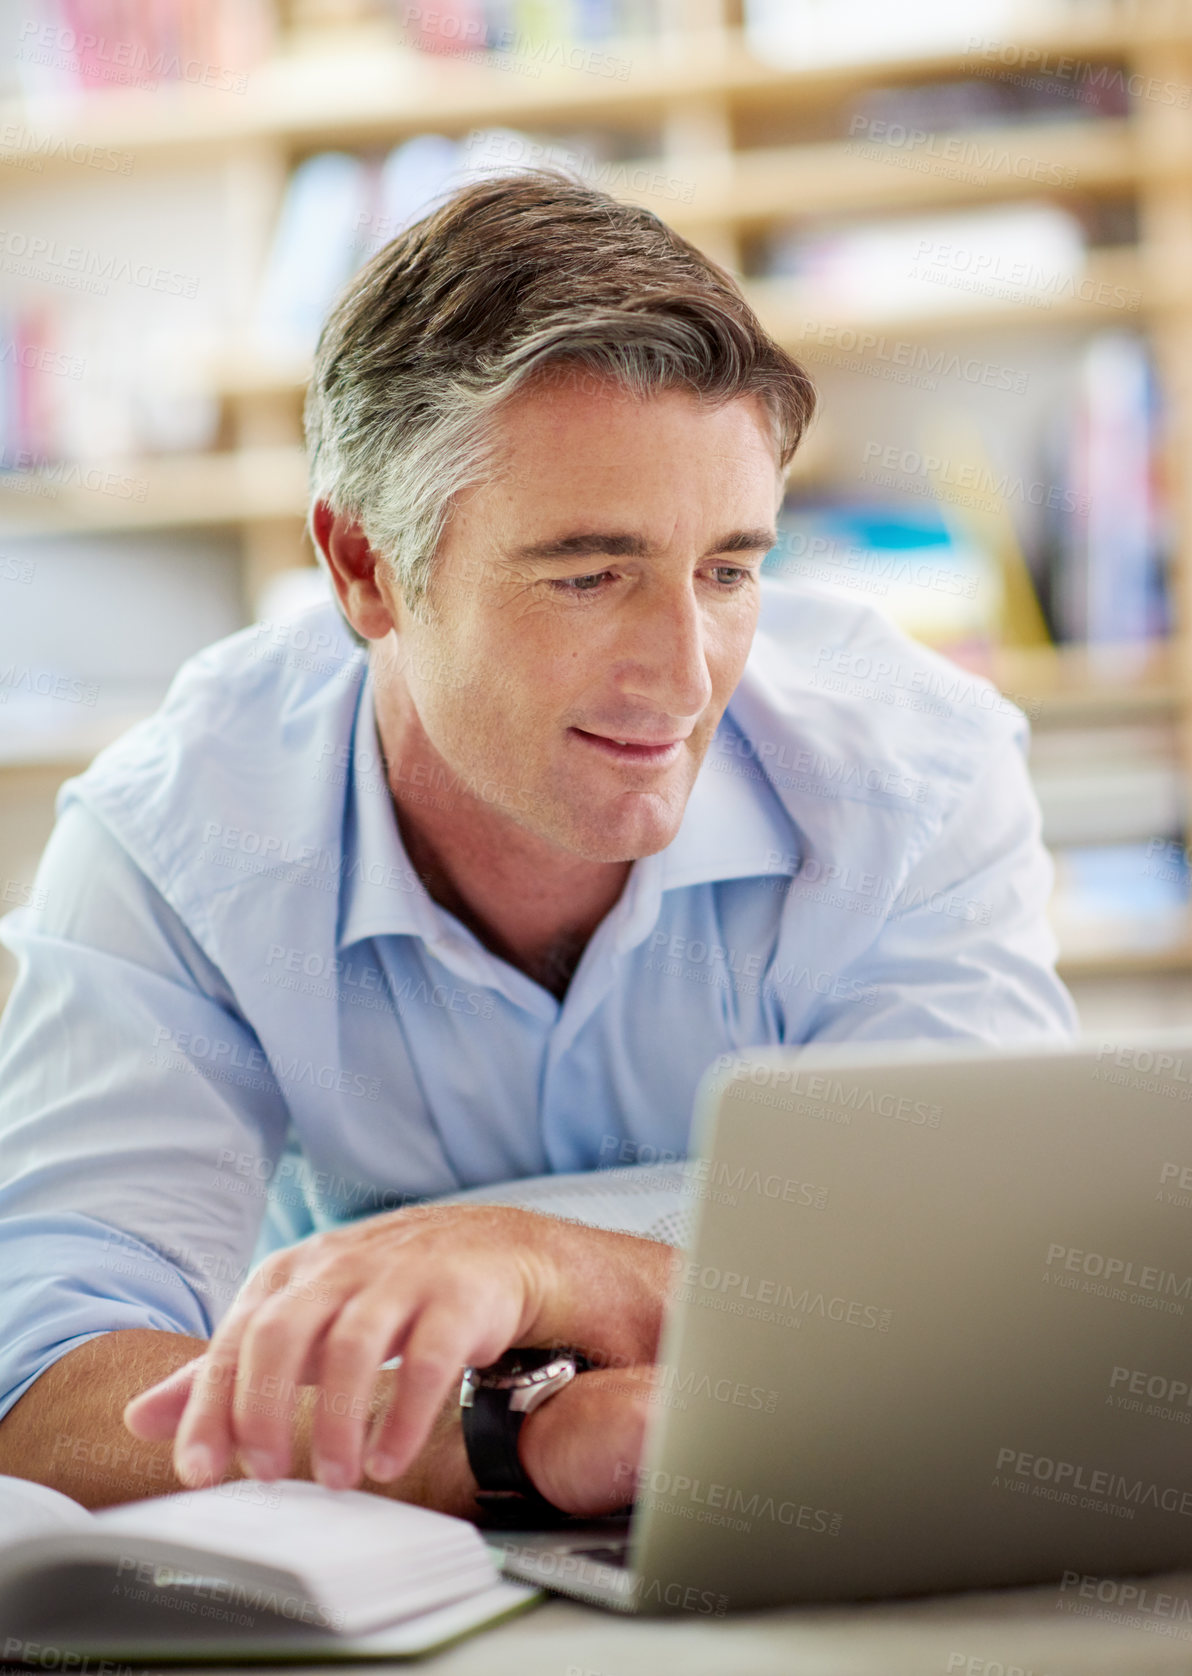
[484,1347,574,1386]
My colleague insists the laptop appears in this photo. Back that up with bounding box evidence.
[483,1032,1192,1614]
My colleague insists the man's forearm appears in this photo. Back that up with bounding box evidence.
[0,1329,479,1514]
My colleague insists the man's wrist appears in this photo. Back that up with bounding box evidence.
[528,1218,678,1371]
[367,1401,482,1517]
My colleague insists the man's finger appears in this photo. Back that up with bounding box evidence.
[122,1356,204,1440]
[308,1286,408,1488]
[362,1307,490,1484]
[170,1258,316,1484]
[226,1283,350,1480]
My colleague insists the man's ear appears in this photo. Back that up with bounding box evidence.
[311,501,400,641]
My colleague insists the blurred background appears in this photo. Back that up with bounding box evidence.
[1,0,1190,1033]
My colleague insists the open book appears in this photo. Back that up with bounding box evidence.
[0,1474,541,1661]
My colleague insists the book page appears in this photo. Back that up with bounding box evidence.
[0,1473,92,1543]
[93,1479,497,1631]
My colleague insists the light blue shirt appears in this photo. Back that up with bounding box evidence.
[0,579,1077,1422]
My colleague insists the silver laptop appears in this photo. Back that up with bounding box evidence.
[485,1033,1192,1613]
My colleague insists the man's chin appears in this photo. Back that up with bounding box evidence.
[560,803,686,866]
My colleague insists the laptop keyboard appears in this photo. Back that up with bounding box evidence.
[570,1544,630,1568]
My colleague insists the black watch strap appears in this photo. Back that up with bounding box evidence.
[463,1382,536,1495]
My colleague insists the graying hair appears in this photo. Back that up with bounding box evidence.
[304,166,816,625]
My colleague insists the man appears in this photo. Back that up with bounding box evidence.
[0,170,1076,1522]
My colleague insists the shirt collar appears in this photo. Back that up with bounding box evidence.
[336,668,801,953]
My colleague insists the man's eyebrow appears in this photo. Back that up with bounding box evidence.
[507,528,780,563]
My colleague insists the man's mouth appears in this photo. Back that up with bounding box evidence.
[569,728,685,766]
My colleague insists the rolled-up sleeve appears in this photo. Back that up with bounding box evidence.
[798,724,1079,1046]
[0,799,291,1423]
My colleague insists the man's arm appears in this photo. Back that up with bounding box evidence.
[0,1326,653,1520]
[125,1201,677,1496]
[0,801,291,1438]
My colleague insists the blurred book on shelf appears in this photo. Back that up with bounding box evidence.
[6,0,275,101]
[763,501,1003,654]
[1046,330,1169,647]
[744,0,1027,69]
[284,0,661,53]
[1030,722,1184,847]
[759,203,1088,319]
[251,123,582,353]
[1048,840,1191,961]
[841,69,1129,135]
[0,302,220,469]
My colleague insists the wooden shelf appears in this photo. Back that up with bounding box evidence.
[0,446,309,536]
[0,17,1145,175]
[990,639,1179,723]
[207,247,1153,419]
[674,119,1137,233]
[1058,940,1192,980]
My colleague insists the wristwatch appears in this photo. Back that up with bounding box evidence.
[459,1347,587,1523]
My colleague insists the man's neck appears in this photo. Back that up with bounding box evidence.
[372,690,632,1002]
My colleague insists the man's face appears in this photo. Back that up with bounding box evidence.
[373,371,782,864]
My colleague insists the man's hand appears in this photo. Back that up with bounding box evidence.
[127,1351,659,1521]
[123,1203,676,1498]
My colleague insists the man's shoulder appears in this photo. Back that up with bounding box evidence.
[729,577,1028,839]
[61,601,366,919]
[745,576,1027,750]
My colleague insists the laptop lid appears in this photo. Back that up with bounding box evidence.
[627,1034,1192,1611]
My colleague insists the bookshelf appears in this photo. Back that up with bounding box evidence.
[2,0,1191,979]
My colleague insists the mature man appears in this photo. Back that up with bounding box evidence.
[0,170,1076,1523]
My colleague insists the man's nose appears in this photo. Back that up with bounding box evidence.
[618,584,714,719]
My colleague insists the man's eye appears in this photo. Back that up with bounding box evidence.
[554,572,611,594]
[712,566,751,587]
